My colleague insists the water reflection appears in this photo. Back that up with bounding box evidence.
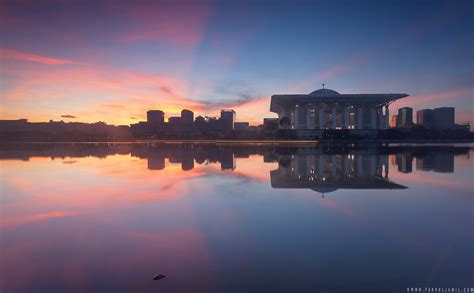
[271,151,407,195]
[0,143,467,186]
[0,143,472,292]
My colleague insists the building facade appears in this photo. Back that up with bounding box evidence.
[433,107,454,130]
[147,110,165,126]
[270,87,408,137]
[181,109,194,125]
[397,107,413,127]
[220,110,236,132]
[416,109,434,128]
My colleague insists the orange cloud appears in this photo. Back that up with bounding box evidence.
[0,210,80,229]
[0,48,77,65]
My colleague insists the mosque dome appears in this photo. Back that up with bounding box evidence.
[309,88,339,96]
[310,187,338,194]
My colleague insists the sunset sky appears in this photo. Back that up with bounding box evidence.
[0,0,472,126]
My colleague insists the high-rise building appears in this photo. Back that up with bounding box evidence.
[220,110,236,132]
[390,115,398,128]
[416,109,434,128]
[433,107,454,130]
[181,109,194,125]
[147,110,165,126]
[397,107,413,127]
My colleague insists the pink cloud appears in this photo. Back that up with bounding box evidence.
[0,48,77,65]
[0,210,80,229]
[293,52,372,92]
[394,88,472,108]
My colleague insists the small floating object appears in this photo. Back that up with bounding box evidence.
[153,273,166,280]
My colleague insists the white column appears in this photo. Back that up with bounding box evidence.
[344,106,350,128]
[380,107,385,129]
[306,106,312,129]
[357,107,364,129]
[294,106,299,129]
[331,105,337,129]
[370,106,376,129]
[318,105,324,129]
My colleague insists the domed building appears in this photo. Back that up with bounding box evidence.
[270,86,408,137]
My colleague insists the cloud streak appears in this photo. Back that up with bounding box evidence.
[0,48,77,65]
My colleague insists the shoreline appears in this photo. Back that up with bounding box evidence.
[0,139,473,145]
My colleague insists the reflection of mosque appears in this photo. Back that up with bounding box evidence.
[270,151,407,195]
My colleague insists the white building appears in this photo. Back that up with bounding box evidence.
[270,87,408,137]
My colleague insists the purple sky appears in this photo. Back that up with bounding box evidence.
[1,0,472,125]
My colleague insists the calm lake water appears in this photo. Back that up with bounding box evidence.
[0,143,473,292]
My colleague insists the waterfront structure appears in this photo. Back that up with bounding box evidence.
[181,109,194,125]
[415,107,455,130]
[416,109,434,128]
[433,107,454,130]
[390,115,398,128]
[147,110,165,126]
[221,110,236,132]
[397,107,413,127]
[270,87,408,137]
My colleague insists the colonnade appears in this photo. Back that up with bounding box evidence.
[287,102,390,130]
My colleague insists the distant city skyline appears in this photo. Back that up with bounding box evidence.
[0,0,472,126]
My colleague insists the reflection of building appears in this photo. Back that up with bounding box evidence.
[416,153,454,173]
[396,153,413,173]
[270,87,408,137]
[148,154,165,170]
[0,143,466,176]
[270,152,406,195]
[220,148,236,170]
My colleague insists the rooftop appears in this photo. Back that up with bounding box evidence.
[270,87,409,112]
